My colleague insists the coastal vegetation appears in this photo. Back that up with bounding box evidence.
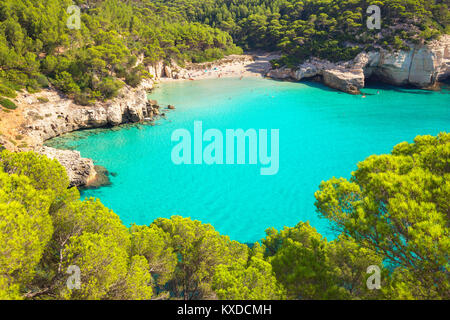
[0,0,448,302]
[0,0,242,104]
[166,0,449,66]
[0,98,17,110]
[0,0,448,102]
[1,133,448,300]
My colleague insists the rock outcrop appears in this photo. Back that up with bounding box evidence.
[267,35,450,94]
[18,81,158,147]
[148,61,165,79]
[36,146,96,187]
[267,61,366,94]
[364,35,450,87]
[322,69,365,95]
[12,80,161,187]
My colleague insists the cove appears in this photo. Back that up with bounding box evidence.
[47,78,450,243]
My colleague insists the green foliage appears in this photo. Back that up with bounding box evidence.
[315,132,450,299]
[53,72,81,96]
[2,0,446,100]
[160,0,448,64]
[153,216,248,299]
[0,0,242,102]
[0,98,17,110]
[0,150,69,196]
[263,222,383,300]
[0,172,53,298]
[129,224,177,286]
[0,132,449,300]
[213,243,285,300]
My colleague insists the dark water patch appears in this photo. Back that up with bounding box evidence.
[80,165,112,191]
[364,78,441,95]
[45,121,162,150]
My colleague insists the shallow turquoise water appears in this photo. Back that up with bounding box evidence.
[48,78,450,243]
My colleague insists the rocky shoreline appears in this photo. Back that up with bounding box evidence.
[267,35,450,94]
[0,78,167,187]
[1,37,449,187]
[1,55,275,188]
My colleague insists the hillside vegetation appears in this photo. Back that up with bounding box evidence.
[0,0,242,104]
[164,0,449,66]
[0,0,448,102]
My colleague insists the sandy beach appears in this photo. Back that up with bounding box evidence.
[159,53,281,82]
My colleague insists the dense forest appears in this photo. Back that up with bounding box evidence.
[0,0,242,105]
[0,0,448,105]
[162,0,449,66]
[0,133,448,300]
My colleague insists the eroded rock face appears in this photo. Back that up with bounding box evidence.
[267,67,294,79]
[13,80,160,187]
[148,61,165,79]
[36,146,96,187]
[19,82,156,147]
[370,35,450,87]
[293,65,319,80]
[267,35,450,93]
[322,69,365,95]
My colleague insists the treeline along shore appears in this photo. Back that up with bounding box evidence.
[0,0,449,186]
[0,0,449,301]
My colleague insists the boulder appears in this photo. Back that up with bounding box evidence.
[106,103,125,126]
[293,64,319,80]
[322,69,365,94]
[267,67,294,79]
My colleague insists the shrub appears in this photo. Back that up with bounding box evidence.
[125,72,142,88]
[53,72,81,95]
[97,77,123,100]
[37,97,50,103]
[0,98,18,110]
[0,83,17,98]
[36,74,50,88]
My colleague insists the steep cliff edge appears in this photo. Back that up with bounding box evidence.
[1,79,160,187]
[267,35,450,94]
[19,79,156,146]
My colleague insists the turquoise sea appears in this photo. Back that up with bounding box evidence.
[47,78,450,243]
